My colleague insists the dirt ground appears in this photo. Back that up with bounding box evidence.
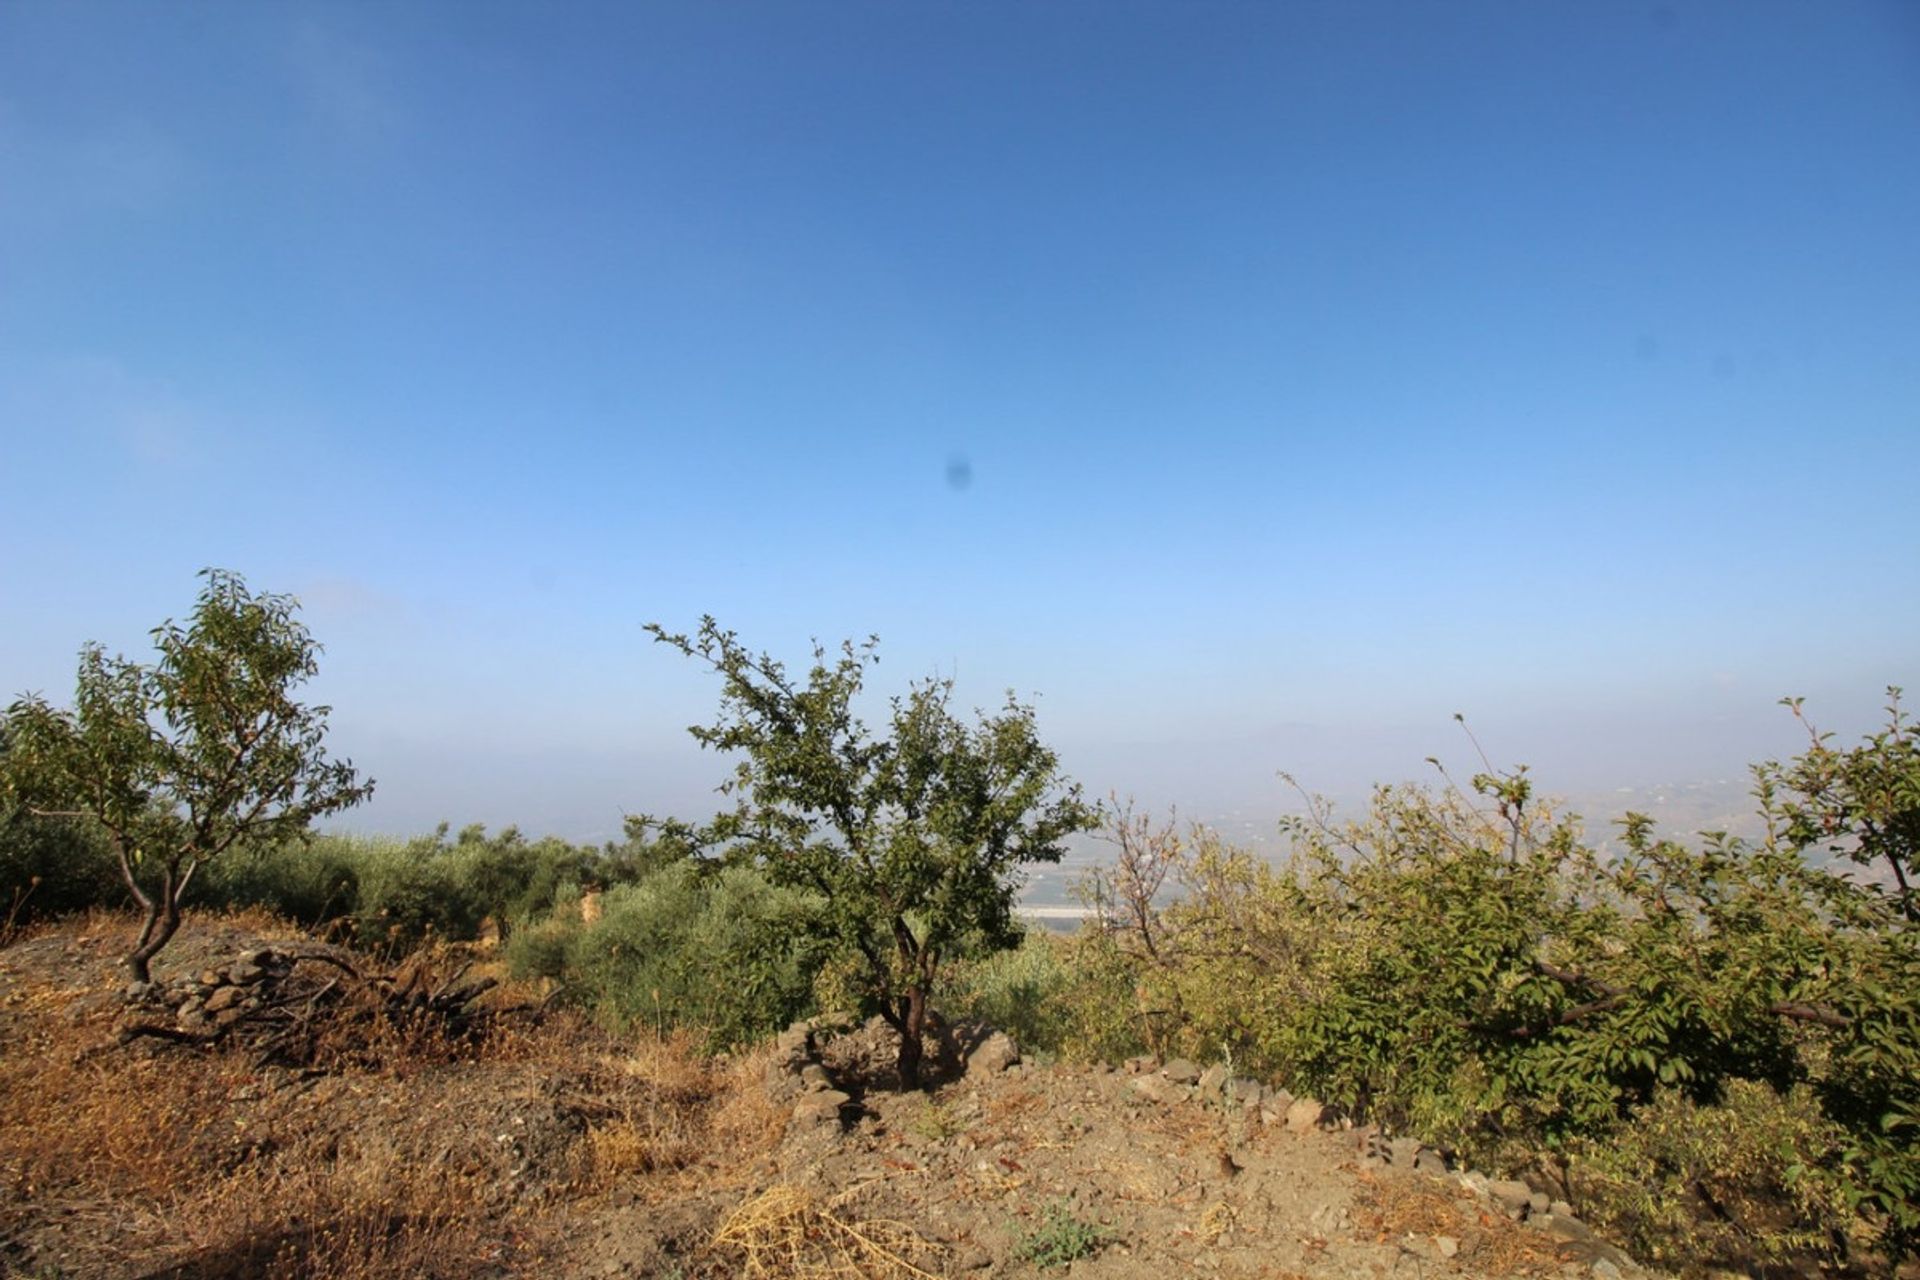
[0,914,1652,1280]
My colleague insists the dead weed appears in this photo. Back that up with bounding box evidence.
[1353,1172,1570,1276]
[0,918,786,1279]
[0,1003,228,1204]
[569,1034,785,1195]
[155,1160,523,1280]
[706,1183,947,1280]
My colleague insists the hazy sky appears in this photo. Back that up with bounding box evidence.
[3,2,1915,841]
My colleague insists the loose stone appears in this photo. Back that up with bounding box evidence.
[1163,1058,1201,1085]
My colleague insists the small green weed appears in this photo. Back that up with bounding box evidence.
[1014,1199,1109,1269]
[907,1098,963,1142]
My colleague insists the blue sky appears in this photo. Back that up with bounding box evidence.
[2,2,1915,841]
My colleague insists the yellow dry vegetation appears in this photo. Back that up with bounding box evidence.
[706,1183,947,1280]
[0,914,790,1279]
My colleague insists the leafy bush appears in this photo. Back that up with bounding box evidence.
[0,812,120,934]
[1264,787,1594,1151]
[508,861,828,1049]
[1013,1199,1109,1269]
[905,1098,963,1142]
[939,929,1074,1058]
[344,834,491,956]
[199,834,371,931]
[198,822,690,960]
[1754,695,1920,1253]
[1570,1081,1859,1272]
[506,907,583,982]
[201,831,479,956]
[940,926,1151,1065]
[1046,695,1919,1268]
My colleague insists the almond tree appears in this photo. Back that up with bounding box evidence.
[1,570,373,982]
[648,617,1093,1087]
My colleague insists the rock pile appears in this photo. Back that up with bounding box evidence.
[765,1015,856,1130]
[116,944,504,1067]
[1354,1128,1633,1265]
[1123,1053,1326,1132]
[129,946,296,1031]
[765,1014,1026,1133]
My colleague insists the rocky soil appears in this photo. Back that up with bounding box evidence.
[0,917,1662,1280]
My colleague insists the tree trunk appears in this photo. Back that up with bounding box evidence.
[125,933,159,984]
[896,985,928,1090]
[125,878,181,985]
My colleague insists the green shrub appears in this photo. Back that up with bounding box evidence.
[510,862,828,1049]
[202,823,681,959]
[938,925,1155,1065]
[336,834,483,955]
[198,833,366,928]
[1571,1080,1861,1272]
[905,1098,963,1141]
[504,905,584,982]
[1048,928,1159,1064]
[1013,1200,1109,1269]
[0,812,121,931]
[1040,697,1919,1268]
[940,929,1074,1058]
[1755,693,1920,1256]
[434,824,604,936]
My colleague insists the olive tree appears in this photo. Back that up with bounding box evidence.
[648,617,1094,1087]
[0,570,373,982]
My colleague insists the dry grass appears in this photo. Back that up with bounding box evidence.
[980,1083,1044,1126]
[0,1003,228,1204]
[960,1081,1048,1153]
[571,1032,724,1187]
[5,904,142,959]
[0,964,525,1278]
[1352,1171,1572,1276]
[705,1183,947,1280]
[708,1043,791,1163]
[1196,1199,1239,1243]
[200,904,313,943]
[1134,1099,1227,1148]
[0,899,53,950]
[0,915,787,1279]
[570,1033,787,1197]
[156,1159,514,1280]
